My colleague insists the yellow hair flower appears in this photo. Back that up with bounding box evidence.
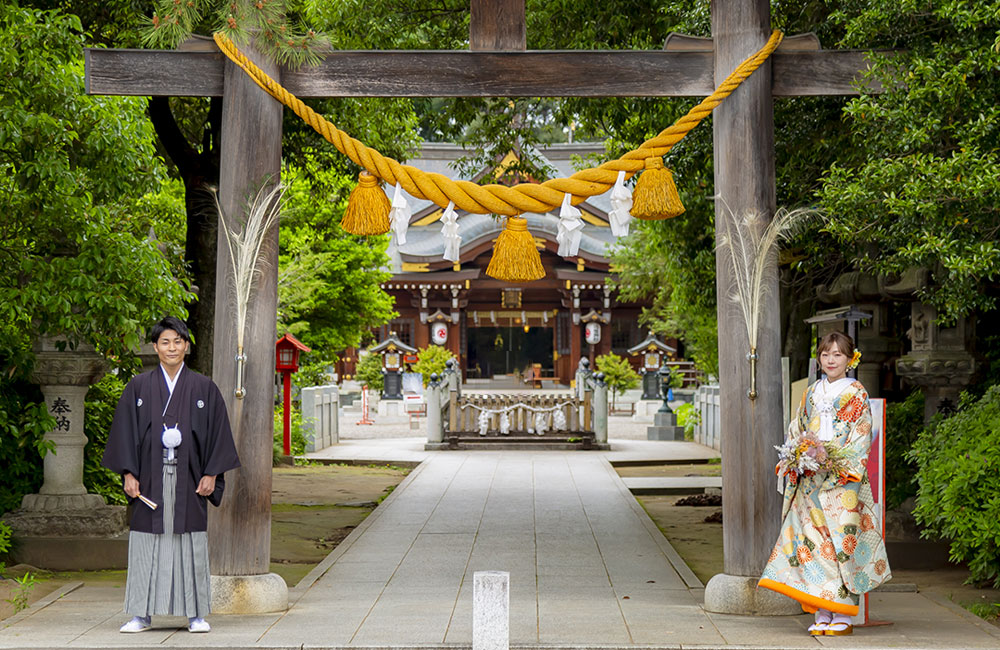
[847,349,862,370]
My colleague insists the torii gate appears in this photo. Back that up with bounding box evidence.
[85,0,876,614]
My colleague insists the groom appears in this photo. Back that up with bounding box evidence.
[102,316,240,633]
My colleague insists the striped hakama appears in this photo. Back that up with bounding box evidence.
[123,453,211,618]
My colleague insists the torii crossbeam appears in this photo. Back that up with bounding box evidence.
[85,0,877,615]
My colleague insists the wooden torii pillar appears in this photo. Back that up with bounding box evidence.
[84,0,874,614]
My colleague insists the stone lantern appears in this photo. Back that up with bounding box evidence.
[369,332,417,400]
[2,337,127,569]
[628,333,678,400]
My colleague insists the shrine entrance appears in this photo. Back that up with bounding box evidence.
[467,323,554,380]
[85,0,881,617]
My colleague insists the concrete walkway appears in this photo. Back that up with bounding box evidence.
[2,442,1000,649]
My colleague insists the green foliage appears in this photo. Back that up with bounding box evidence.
[0,384,55,515]
[412,346,455,387]
[910,385,1000,587]
[273,402,309,461]
[820,1,1000,322]
[0,520,12,571]
[885,390,925,511]
[675,402,701,440]
[595,353,640,408]
[354,353,385,393]
[0,5,192,362]
[277,160,396,357]
[293,358,336,389]
[141,0,327,66]
[4,571,38,613]
[83,375,128,506]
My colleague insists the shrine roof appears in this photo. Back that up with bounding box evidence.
[394,211,616,264]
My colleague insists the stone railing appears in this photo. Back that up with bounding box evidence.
[692,383,721,451]
[300,384,339,452]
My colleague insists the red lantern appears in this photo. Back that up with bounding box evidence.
[275,333,311,456]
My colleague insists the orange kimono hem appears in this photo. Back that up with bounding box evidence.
[758,578,859,616]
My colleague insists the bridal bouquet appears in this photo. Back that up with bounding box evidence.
[775,432,848,484]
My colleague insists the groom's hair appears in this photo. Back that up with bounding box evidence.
[150,316,191,343]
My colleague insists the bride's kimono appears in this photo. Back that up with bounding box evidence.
[758,378,891,615]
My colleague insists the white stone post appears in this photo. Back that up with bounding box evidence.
[426,375,443,445]
[473,571,509,650]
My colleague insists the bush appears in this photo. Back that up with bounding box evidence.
[884,390,924,511]
[0,383,54,515]
[411,345,455,387]
[83,374,128,506]
[675,402,701,440]
[273,402,309,461]
[910,385,1000,587]
[354,352,384,393]
[595,353,640,409]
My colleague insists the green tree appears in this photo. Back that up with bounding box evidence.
[354,352,385,393]
[0,6,193,363]
[412,346,455,387]
[819,1,1000,323]
[595,353,640,410]
[277,160,397,364]
[0,5,190,514]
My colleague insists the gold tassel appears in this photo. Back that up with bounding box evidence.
[486,216,545,282]
[630,157,685,220]
[341,171,391,235]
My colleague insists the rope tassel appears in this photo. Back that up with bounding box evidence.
[630,158,685,220]
[342,171,391,236]
[486,216,545,282]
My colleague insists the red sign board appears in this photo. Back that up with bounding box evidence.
[403,354,419,364]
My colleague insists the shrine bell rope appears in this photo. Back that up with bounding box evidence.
[213,30,784,218]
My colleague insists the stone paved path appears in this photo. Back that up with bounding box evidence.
[3,443,1000,649]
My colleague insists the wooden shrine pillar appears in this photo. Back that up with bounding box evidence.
[704,0,796,615]
[208,43,288,613]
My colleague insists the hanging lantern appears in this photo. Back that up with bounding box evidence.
[585,322,602,345]
[431,323,448,345]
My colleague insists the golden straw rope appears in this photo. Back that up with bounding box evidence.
[214,30,783,216]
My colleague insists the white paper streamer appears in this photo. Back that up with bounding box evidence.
[462,400,574,436]
[534,412,548,436]
[609,170,633,237]
[441,202,461,262]
[389,182,411,245]
[556,193,584,257]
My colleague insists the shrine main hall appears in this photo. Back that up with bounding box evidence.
[369,142,658,385]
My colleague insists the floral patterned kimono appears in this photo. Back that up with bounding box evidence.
[758,378,891,615]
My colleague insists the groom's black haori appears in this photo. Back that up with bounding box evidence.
[102,364,240,533]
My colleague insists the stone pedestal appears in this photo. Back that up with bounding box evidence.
[210,573,288,614]
[703,574,800,615]
[1,338,128,569]
[646,410,685,441]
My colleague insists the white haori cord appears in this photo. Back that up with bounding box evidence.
[609,170,633,237]
[389,182,411,245]
[465,401,575,437]
[441,201,461,262]
[556,193,584,257]
[162,423,182,461]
